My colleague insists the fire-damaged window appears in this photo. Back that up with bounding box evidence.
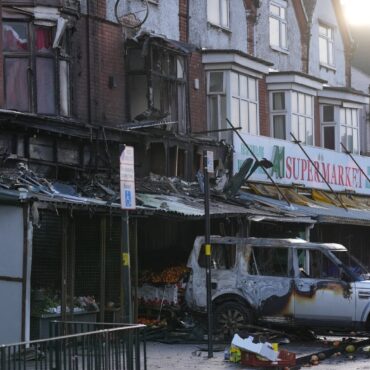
[249,247,289,277]
[198,244,236,270]
[127,43,187,133]
[297,249,340,279]
[2,20,70,116]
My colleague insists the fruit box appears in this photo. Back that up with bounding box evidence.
[240,349,296,368]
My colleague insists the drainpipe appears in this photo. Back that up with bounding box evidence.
[86,1,92,125]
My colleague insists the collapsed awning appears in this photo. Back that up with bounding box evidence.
[239,189,370,227]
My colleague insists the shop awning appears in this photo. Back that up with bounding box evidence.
[136,193,314,223]
[239,190,370,227]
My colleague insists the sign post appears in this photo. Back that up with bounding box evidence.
[203,150,213,358]
[120,146,136,324]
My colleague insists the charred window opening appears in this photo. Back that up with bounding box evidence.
[149,142,166,175]
[297,249,340,279]
[2,19,71,116]
[169,146,186,178]
[127,42,187,133]
[249,247,288,277]
[198,243,236,270]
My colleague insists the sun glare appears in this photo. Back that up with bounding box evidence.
[341,0,370,26]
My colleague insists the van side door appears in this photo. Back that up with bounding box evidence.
[294,248,354,327]
[240,245,295,325]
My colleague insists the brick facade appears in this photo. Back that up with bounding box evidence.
[188,51,207,134]
[179,0,188,43]
[243,0,258,55]
[72,15,126,125]
[259,77,270,137]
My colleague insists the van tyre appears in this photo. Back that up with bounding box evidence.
[214,301,252,338]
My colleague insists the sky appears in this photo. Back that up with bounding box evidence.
[340,0,370,26]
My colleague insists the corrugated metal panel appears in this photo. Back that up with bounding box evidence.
[239,191,370,226]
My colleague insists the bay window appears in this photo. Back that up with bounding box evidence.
[2,21,70,116]
[269,90,314,145]
[207,70,259,141]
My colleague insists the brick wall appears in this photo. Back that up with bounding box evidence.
[243,0,257,55]
[188,51,207,133]
[71,13,126,126]
[259,77,270,136]
[179,0,188,42]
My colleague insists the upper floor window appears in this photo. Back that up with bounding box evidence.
[321,105,335,150]
[320,105,360,154]
[319,24,334,67]
[231,72,258,135]
[271,92,286,139]
[207,0,230,29]
[340,108,359,154]
[2,21,70,116]
[207,71,226,137]
[269,0,287,51]
[291,92,313,145]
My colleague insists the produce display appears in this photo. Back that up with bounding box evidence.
[139,265,189,284]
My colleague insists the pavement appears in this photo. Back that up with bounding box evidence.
[146,340,370,370]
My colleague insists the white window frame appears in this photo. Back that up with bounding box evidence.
[291,91,314,146]
[269,90,314,145]
[340,107,360,154]
[269,0,288,51]
[230,71,259,136]
[320,105,337,151]
[207,0,230,29]
[206,70,260,142]
[207,71,226,139]
[270,91,287,140]
[319,23,335,68]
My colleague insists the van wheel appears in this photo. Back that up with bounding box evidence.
[214,301,252,338]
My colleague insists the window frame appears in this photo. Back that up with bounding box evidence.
[206,70,227,140]
[320,104,336,151]
[319,22,335,68]
[269,89,315,145]
[291,91,314,146]
[207,0,230,30]
[206,70,260,142]
[270,91,287,140]
[230,71,259,136]
[269,0,288,52]
[319,104,360,154]
[339,107,360,154]
[2,18,71,116]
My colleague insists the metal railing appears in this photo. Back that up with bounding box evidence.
[0,321,147,370]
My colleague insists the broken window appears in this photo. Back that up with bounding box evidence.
[297,249,340,279]
[127,43,187,133]
[2,20,71,116]
[249,247,289,277]
[198,244,236,270]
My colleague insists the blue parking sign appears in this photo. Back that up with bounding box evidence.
[125,190,132,208]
